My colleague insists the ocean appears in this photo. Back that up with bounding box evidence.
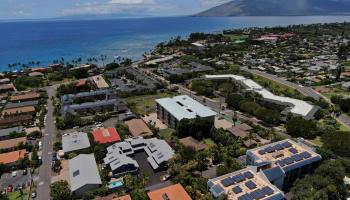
[0,16,350,71]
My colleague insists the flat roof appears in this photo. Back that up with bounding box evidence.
[208,167,284,200]
[62,132,91,153]
[156,95,217,121]
[205,75,317,118]
[5,100,39,109]
[247,139,322,172]
[69,154,102,192]
[92,127,121,144]
[147,184,192,200]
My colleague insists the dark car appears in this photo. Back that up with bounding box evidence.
[22,169,28,175]
[52,152,57,161]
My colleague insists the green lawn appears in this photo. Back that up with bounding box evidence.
[8,189,29,200]
[124,93,174,116]
[308,136,323,147]
[204,138,215,148]
[159,128,175,140]
[224,34,248,42]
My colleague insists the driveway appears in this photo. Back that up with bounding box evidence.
[0,170,31,189]
[133,152,167,186]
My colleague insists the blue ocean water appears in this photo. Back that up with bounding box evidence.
[0,16,350,71]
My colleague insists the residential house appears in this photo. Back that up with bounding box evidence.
[125,119,153,138]
[62,132,91,154]
[69,154,102,196]
[147,184,192,200]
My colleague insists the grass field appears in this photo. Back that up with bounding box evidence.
[252,75,303,99]
[124,93,174,116]
[225,34,249,42]
[8,189,29,200]
[159,128,175,140]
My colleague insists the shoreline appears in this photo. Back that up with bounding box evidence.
[1,16,350,72]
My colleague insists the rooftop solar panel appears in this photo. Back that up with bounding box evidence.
[288,148,298,154]
[243,171,254,179]
[211,184,224,196]
[302,151,312,159]
[236,174,246,182]
[262,186,274,195]
[258,149,265,155]
[232,186,242,194]
[221,177,233,187]
[255,189,266,199]
[245,180,257,189]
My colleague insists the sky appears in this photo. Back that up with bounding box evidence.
[0,0,231,20]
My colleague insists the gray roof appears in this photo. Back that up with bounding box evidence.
[62,99,126,114]
[5,100,39,109]
[61,89,116,103]
[69,154,102,192]
[62,132,90,153]
[104,137,174,172]
[0,126,23,137]
[156,95,217,121]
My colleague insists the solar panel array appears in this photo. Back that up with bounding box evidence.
[258,141,292,155]
[220,171,255,188]
[238,186,275,200]
[276,151,312,167]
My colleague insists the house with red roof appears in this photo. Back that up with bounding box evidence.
[92,127,121,144]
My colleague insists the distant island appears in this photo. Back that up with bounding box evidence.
[195,0,350,17]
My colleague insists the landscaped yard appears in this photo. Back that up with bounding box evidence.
[8,189,29,200]
[204,138,215,148]
[159,128,175,140]
[124,93,174,116]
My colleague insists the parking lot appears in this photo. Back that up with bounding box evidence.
[0,169,31,190]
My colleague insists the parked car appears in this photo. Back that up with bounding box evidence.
[11,171,17,177]
[160,174,171,182]
[22,169,28,175]
[7,185,13,193]
[38,141,43,150]
[52,152,57,161]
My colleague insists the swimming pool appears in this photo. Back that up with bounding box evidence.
[109,180,123,189]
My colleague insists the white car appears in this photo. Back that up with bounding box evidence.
[11,171,17,177]
[38,141,43,150]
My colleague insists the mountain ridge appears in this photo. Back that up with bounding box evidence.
[195,0,350,17]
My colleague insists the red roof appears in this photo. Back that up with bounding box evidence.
[92,127,121,144]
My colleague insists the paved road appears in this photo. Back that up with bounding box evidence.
[242,67,321,100]
[37,86,57,200]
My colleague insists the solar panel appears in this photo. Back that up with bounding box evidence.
[221,177,233,187]
[211,184,224,196]
[243,171,254,179]
[245,180,257,189]
[288,148,298,154]
[262,186,274,195]
[258,149,266,155]
[302,151,312,159]
[275,144,283,150]
[236,174,246,182]
[283,141,292,148]
[232,186,242,194]
[255,189,266,199]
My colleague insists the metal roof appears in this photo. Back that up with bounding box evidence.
[156,95,217,121]
[69,154,102,192]
[0,126,23,137]
[62,132,90,153]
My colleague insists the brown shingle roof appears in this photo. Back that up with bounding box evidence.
[10,92,40,102]
[0,150,26,164]
[2,106,36,116]
[147,184,192,200]
[179,137,208,151]
[0,115,33,126]
[125,119,153,138]
[227,124,253,139]
[0,137,26,149]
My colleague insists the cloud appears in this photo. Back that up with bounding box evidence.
[109,0,155,4]
[198,0,231,6]
[58,0,161,16]
[12,10,32,17]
